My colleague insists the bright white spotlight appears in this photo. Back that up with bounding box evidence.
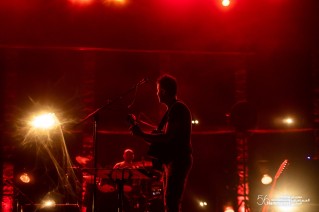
[199,201,207,207]
[282,117,294,125]
[276,205,295,211]
[192,120,199,125]
[222,0,231,7]
[261,174,273,185]
[224,206,235,212]
[19,173,31,184]
[42,199,56,208]
[30,113,59,130]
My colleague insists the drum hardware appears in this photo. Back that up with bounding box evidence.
[82,166,164,211]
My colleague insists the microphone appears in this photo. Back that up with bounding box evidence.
[136,77,150,87]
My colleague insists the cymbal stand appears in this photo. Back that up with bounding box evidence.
[112,169,131,212]
[77,79,147,212]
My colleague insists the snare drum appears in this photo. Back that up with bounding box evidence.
[98,178,116,193]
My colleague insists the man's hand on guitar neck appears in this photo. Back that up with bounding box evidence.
[128,114,145,137]
[130,124,145,137]
[151,129,163,135]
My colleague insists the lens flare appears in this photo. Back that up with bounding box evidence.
[282,117,294,125]
[42,199,56,208]
[261,174,273,185]
[30,113,59,129]
[222,0,231,7]
[21,108,81,201]
[224,206,235,212]
[199,201,208,207]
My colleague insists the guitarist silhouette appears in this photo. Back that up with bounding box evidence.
[129,74,193,212]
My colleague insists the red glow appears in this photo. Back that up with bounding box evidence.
[110,0,126,3]
[2,163,14,212]
[103,0,128,6]
[70,0,93,5]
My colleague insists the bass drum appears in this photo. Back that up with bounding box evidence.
[97,178,116,193]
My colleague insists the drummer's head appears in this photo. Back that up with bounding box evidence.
[123,149,134,162]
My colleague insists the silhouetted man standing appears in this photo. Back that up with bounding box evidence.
[130,74,193,212]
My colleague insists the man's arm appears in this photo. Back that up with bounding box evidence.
[130,102,190,144]
[113,162,121,169]
[130,125,172,144]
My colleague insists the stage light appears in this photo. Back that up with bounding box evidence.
[19,173,31,184]
[192,119,199,125]
[222,0,231,7]
[70,0,93,4]
[276,205,295,211]
[30,113,59,130]
[282,117,294,125]
[261,174,273,185]
[104,0,127,5]
[112,0,126,3]
[199,201,207,207]
[224,206,235,212]
[42,199,56,208]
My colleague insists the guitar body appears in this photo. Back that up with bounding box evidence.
[148,130,173,167]
[148,142,171,163]
[128,114,173,169]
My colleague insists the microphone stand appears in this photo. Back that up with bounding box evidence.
[77,78,148,212]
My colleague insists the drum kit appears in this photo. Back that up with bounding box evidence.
[79,158,164,212]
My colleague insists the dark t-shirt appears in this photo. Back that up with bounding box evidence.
[164,100,192,161]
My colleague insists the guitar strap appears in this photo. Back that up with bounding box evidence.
[151,100,178,169]
[157,111,169,131]
[157,100,179,131]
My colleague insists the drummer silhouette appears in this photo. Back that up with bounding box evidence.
[112,149,160,212]
[113,149,136,169]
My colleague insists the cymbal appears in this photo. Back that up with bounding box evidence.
[75,155,92,166]
[97,169,113,178]
[98,183,116,193]
[84,167,152,180]
[83,175,98,184]
[111,169,150,180]
[82,168,114,178]
[123,185,133,193]
[130,169,151,180]
[133,161,153,168]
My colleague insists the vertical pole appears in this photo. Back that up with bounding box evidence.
[80,52,97,212]
[234,57,250,212]
[1,49,18,211]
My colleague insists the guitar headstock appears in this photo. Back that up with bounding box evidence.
[127,114,137,127]
[274,159,289,180]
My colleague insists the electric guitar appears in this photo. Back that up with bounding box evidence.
[127,114,172,165]
[261,159,289,212]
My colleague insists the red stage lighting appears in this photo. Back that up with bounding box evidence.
[70,0,93,5]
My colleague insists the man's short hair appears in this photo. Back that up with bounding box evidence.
[157,74,177,97]
[124,149,134,154]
